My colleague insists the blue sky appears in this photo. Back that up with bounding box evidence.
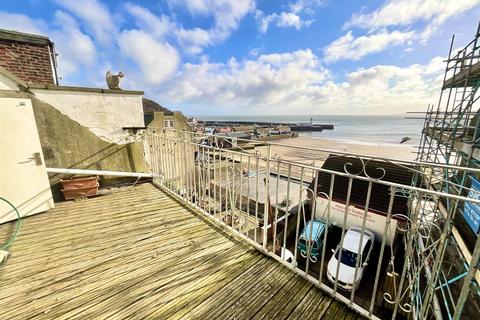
[1,0,479,115]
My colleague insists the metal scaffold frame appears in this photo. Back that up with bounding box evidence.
[412,21,480,320]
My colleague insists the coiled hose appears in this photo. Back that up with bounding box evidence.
[0,197,21,251]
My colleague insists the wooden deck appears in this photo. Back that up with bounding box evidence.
[0,183,361,319]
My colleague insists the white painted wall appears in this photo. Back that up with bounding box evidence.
[32,88,144,144]
[0,73,20,90]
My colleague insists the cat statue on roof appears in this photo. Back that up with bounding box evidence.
[106,71,124,90]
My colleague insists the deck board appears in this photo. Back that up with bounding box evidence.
[0,183,361,319]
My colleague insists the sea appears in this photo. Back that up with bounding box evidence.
[192,114,424,146]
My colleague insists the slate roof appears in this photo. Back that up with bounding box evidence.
[312,155,415,216]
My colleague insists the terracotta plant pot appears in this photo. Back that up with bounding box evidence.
[60,176,99,200]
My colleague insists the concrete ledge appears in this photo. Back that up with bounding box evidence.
[29,84,144,95]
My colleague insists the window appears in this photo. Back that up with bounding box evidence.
[164,120,174,128]
[335,248,358,268]
[362,240,372,264]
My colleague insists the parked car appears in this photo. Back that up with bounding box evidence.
[298,219,327,263]
[326,227,375,291]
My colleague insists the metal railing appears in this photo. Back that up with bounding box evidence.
[145,129,480,320]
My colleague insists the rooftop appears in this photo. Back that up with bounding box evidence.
[0,28,51,45]
[0,183,360,319]
[30,83,144,95]
[314,155,414,216]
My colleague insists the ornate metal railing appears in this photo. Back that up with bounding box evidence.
[145,129,480,320]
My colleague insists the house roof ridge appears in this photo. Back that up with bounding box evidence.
[0,28,51,45]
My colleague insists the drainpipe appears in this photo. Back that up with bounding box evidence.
[47,42,59,85]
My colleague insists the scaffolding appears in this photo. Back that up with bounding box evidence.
[410,22,480,319]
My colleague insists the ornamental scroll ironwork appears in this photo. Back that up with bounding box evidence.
[342,156,387,180]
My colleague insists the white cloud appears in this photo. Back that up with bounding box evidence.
[157,50,328,113]
[54,0,116,44]
[339,60,443,112]
[323,30,415,63]
[327,0,479,63]
[52,11,97,77]
[126,3,211,54]
[290,0,324,14]
[172,0,210,15]
[347,0,479,29]
[128,1,253,54]
[0,11,97,79]
[175,27,213,54]
[153,50,443,114]
[118,30,179,85]
[345,0,479,40]
[125,3,173,39]
[0,12,48,35]
[167,0,255,42]
[258,11,312,33]
[256,0,320,33]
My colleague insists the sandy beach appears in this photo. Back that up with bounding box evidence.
[248,136,416,168]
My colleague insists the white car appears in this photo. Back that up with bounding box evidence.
[326,227,375,291]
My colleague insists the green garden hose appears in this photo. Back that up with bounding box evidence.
[0,197,21,251]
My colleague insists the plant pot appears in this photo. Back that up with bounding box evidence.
[60,176,99,200]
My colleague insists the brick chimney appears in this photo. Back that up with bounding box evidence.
[0,29,58,85]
